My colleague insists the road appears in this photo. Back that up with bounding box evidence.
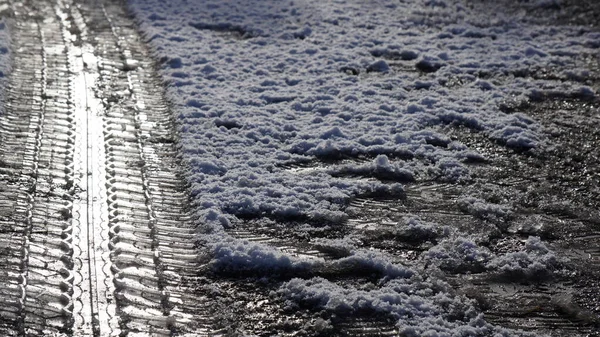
[0,0,214,335]
[0,0,598,336]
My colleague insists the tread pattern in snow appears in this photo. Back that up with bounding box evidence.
[0,0,219,336]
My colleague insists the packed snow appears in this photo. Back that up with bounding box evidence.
[126,0,597,335]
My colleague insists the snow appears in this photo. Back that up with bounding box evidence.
[126,0,597,223]
[457,197,512,223]
[486,236,563,280]
[207,235,319,274]
[333,249,414,278]
[125,0,596,334]
[207,236,413,279]
[278,276,537,337]
[425,237,493,273]
[327,154,415,182]
[394,216,447,242]
[426,236,564,279]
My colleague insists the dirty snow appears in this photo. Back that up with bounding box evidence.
[126,0,597,335]
[127,0,597,223]
[278,276,536,337]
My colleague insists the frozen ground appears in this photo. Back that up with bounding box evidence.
[126,0,599,336]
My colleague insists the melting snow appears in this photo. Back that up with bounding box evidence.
[126,0,596,334]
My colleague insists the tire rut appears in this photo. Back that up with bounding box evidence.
[0,0,216,336]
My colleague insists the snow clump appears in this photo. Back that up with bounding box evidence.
[486,236,563,279]
[278,276,537,337]
[208,235,320,274]
[425,237,493,273]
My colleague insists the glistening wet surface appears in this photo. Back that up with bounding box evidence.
[0,0,599,336]
[0,0,215,335]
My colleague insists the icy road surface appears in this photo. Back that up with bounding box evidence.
[0,0,212,335]
[0,0,598,336]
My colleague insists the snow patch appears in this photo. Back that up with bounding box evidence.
[487,236,563,279]
[425,237,493,273]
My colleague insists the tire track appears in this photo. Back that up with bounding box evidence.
[17,18,49,337]
[464,278,598,336]
[76,0,219,335]
[0,0,219,336]
[0,3,41,334]
[52,0,119,334]
[4,0,78,334]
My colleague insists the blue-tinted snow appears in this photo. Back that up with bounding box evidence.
[127,0,595,334]
[426,236,564,279]
[127,0,596,223]
[425,236,494,273]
